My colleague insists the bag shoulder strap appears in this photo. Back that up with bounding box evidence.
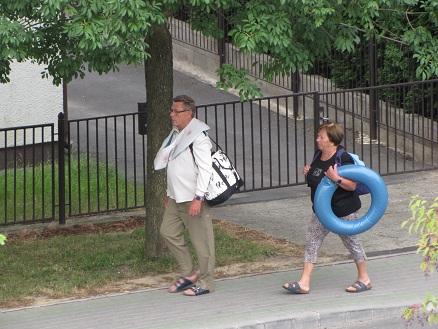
[189,131,218,166]
[189,143,195,160]
[189,132,221,159]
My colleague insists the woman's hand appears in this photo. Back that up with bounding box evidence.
[303,165,311,176]
[325,164,357,191]
[325,164,340,182]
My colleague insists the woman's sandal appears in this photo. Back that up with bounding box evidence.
[345,280,372,293]
[282,282,309,294]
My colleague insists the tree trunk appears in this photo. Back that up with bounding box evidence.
[144,22,173,258]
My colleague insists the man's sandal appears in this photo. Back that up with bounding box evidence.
[346,280,372,293]
[168,277,195,293]
[183,285,211,296]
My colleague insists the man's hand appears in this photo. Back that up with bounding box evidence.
[189,198,202,216]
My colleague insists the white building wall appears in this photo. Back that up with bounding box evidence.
[0,61,62,147]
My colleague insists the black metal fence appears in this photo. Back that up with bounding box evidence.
[63,112,147,219]
[318,80,438,174]
[1,82,437,226]
[0,123,57,224]
[170,17,420,94]
[196,94,313,190]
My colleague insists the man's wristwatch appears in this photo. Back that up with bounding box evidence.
[336,179,342,185]
[195,195,204,201]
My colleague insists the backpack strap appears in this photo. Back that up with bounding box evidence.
[334,148,346,166]
[311,147,346,166]
[311,150,322,164]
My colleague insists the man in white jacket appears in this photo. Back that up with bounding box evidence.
[154,95,214,296]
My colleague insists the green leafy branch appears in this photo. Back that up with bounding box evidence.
[402,195,438,325]
[216,64,263,102]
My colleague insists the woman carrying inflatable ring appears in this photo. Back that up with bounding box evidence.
[283,122,372,294]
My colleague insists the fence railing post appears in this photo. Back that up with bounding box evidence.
[313,92,321,151]
[292,71,301,118]
[57,112,66,225]
[217,9,226,82]
[369,36,378,140]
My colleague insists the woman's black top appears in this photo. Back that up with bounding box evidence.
[307,147,361,217]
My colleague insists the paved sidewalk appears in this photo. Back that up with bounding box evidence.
[1,252,435,329]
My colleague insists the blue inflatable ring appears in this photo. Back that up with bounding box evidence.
[314,165,388,235]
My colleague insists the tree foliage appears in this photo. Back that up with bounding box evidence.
[402,195,438,326]
[0,0,166,84]
[211,0,438,98]
[2,0,438,94]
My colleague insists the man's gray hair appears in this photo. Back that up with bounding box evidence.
[173,95,196,117]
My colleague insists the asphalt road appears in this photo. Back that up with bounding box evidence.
[67,65,239,120]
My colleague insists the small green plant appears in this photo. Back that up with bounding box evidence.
[402,195,438,326]
[0,234,6,246]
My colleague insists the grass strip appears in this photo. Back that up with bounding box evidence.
[0,219,280,308]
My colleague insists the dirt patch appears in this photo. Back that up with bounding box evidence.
[8,216,145,241]
[5,216,348,308]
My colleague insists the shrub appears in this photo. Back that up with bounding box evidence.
[402,195,438,326]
